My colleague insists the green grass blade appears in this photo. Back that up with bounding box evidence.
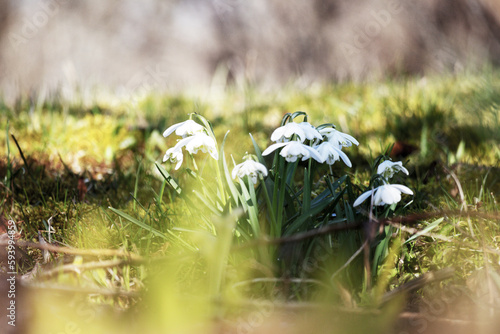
[155,162,182,196]
[108,207,167,240]
[133,160,143,211]
[404,217,445,244]
[108,207,196,251]
[220,130,241,207]
[250,133,265,164]
[239,179,260,237]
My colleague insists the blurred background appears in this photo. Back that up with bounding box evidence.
[0,0,500,100]
[1,2,500,334]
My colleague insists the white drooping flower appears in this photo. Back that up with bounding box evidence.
[163,145,184,170]
[270,122,307,143]
[297,122,323,142]
[353,184,413,207]
[182,133,219,160]
[315,142,352,167]
[163,120,205,138]
[163,133,218,170]
[377,160,409,179]
[262,141,323,163]
[232,160,268,184]
[319,128,359,149]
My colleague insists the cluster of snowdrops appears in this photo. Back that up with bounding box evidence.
[160,112,413,245]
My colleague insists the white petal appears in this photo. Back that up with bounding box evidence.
[380,185,401,205]
[281,142,308,161]
[163,146,184,170]
[270,127,286,142]
[376,161,392,175]
[377,160,410,178]
[270,123,307,143]
[174,158,183,170]
[208,147,219,160]
[163,120,204,138]
[298,122,322,141]
[304,145,324,162]
[256,163,268,177]
[337,148,352,167]
[353,189,375,207]
[373,187,385,205]
[342,132,359,146]
[232,160,268,182]
[390,184,413,195]
[322,128,359,148]
[262,142,287,156]
[175,136,195,149]
[231,164,240,179]
[285,155,298,162]
[163,123,182,138]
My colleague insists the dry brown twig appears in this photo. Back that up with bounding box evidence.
[231,210,500,251]
[37,258,137,280]
[24,282,140,298]
[0,239,144,262]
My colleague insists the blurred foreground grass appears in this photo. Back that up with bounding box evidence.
[0,70,499,333]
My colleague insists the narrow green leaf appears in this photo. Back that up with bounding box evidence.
[193,113,215,137]
[372,225,392,276]
[302,167,312,215]
[192,189,220,215]
[221,131,241,207]
[284,197,333,235]
[133,160,142,211]
[155,162,182,196]
[109,207,196,251]
[108,207,167,240]
[404,217,445,244]
[249,133,264,164]
[239,179,260,237]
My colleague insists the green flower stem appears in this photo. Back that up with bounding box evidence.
[246,179,261,238]
[276,161,292,236]
[271,154,284,215]
[329,165,335,184]
[302,159,313,215]
[260,175,277,238]
[214,157,226,207]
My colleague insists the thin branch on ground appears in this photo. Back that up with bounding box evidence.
[231,210,500,250]
[37,259,137,280]
[0,239,144,262]
[381,267,455,304]
[24,282,140,297]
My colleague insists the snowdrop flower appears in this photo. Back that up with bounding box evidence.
[263,141,323,163]
[182,133,219,160]
[320,128,359,149]
[377,161,409,179]
[315,142,352,167]
[232,160,268,184]
[353,184,413,207]
[270,122,307,143]
[162,133,218,169]
[297,122,323,142]
[163,120,205,138]
[163,145,183,170]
